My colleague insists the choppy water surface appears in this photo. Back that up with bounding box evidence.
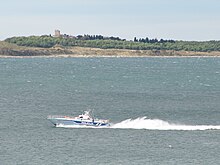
[0,57,220,164]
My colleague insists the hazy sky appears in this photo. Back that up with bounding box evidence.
[1,0,220,41]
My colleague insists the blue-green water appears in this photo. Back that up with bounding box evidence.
[1,57,220,165]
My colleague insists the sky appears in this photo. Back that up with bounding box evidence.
[1,0,220,41]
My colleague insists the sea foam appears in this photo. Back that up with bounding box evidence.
[111,117,220,130]
[56,116,220,130]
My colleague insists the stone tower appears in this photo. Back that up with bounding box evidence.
[54,30,61,37]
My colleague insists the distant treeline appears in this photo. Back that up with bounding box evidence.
[5,35,220,52]
[134,37,175,44]
[76,34,125,41]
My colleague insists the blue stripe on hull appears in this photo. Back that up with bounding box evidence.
[48,118,109,127]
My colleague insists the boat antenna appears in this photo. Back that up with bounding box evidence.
[88,108,95,119]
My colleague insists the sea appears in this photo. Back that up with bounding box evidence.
[0,57,220,165]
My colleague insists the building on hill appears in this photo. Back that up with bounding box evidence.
[53,30,76,39]
[54,30,61,37]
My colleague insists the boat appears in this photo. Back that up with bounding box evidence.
[47,111,110,127]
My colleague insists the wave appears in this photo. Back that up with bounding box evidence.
[110,117,220,130]
[55,117,220,130]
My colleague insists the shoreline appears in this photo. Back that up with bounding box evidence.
[1,42,220,58]
[1,54,220,58]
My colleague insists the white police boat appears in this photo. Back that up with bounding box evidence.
[47,111,110,127]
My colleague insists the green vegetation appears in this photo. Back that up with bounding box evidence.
[0,41,72,56]
[4,35,220,52]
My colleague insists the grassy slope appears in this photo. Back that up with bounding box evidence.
[0,41,22,49]
[1,41,220,57]
[0,41,72,56]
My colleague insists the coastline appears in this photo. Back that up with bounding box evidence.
[1,54,220,58]
[1,42,220,58]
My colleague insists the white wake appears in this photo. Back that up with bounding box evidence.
[110,117,220,130]
[55,117,220,130]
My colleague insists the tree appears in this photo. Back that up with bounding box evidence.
[134,37,138,42]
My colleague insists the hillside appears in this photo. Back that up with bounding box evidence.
[1,38,220,57]
[0,41,72,56]
[5,35,220,52]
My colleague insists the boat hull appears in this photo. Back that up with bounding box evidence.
[47,117,110,127]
